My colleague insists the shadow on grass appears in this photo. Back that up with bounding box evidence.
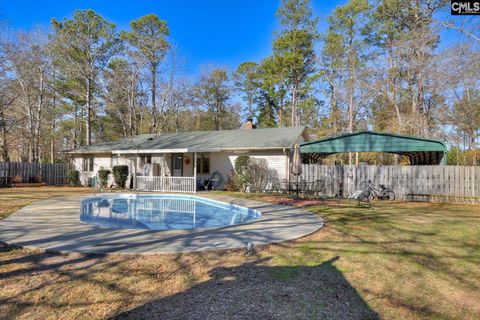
[111,256,380,320]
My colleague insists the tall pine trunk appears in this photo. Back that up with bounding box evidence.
[34,70,44,163]
[86,77,92,145]
[291,83,298,127]
[150,65,157,133]
[348,78,354,165]
[330,81,338,165]
[50,118,55,163]
[50,68,57,163]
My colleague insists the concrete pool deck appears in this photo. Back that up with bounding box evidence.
[0,193,324,255]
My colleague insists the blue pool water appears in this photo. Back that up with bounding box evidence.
[80,194,261,230]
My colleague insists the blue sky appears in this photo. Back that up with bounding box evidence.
[0,0,466,75]
[0,0,340,73]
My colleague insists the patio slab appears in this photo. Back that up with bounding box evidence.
[0,193,324,255]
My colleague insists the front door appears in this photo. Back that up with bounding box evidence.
[172,154,183,176]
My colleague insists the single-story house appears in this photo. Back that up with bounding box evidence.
[66,121,308,190]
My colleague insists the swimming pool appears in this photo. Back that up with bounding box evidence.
[80,194,262,231]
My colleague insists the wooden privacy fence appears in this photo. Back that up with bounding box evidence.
[295,165,480,203]
[0,162,71,186]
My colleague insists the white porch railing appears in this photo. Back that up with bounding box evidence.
[135,176,196,193]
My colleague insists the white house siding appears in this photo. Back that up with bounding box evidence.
[247,151,290,180]
[203,150,289,188]
[183,153,194,176]
[72,154,112,186]
[72,156,82,172]
[95,155,112,171]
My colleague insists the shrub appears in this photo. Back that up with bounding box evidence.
[112,165,129,188]
[234,155,250,174]
[66,170,80,186]
[97,169,111,188]
[234,155,250,191]
[225,171,238,192]
[247,158,276,192]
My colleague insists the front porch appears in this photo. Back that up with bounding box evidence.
[119,151,214,194]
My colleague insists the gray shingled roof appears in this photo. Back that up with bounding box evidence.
[67,127,306,154]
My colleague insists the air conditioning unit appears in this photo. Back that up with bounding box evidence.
[144,163,160,176]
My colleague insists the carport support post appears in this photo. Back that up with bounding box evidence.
[441,151,447,165]
[194,152,197,194]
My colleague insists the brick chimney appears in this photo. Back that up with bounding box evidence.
[244,118,255,129]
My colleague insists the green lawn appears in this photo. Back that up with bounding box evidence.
[0,188,479,319]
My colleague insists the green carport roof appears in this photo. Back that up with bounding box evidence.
[301,131,447,165]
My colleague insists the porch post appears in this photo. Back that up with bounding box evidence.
[163,153,166,192]
[193,152,197,194]
[133,154,137,190]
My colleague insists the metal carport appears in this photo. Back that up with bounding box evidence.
[300,131,447,165]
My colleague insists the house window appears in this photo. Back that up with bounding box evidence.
[196,155,210,174]
[83,156,94,172]
[139,155,152,169]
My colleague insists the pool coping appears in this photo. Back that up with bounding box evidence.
[0,193,325,255]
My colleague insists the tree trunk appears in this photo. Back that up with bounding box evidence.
[330,83,338,134]
[330,82,338,164]
[129,100,134,137]
[291,83,297,127]
[214,102,221,130]
[51,67,56,163]
[72,105,78,149]
[34,71,44,163]
[279,94,284,126]
[86,77,92,145]
[248,94,254,119]
[410,87,417,135]
[150,64,157,133]
[50,118,55,163]
[388,46,403,133]
[0,111,9,162]
[348,81,354,165]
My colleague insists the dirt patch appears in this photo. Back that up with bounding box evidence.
[260,196,340,207]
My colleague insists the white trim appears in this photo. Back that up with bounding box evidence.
[112,148,222,154]
[220,147,287,151]
[194,152,197,189]
[70,147,293,156]
[112,147,289,154]
[65,151,112,155]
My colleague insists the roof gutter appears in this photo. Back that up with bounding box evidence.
[63,150,114,155]
[220,147,291,151]
[112,148,223,154]
[69,146,295,155]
